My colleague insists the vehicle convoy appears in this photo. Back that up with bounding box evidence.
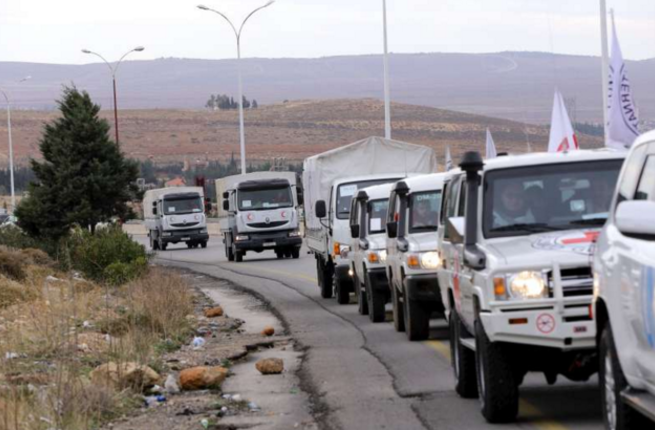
[216,171,302,262]
[594,131,655,430]
[385,173,448,340]
[144,187,209,251]
[349,183,394,322]
[303,136,438,302]
[439,149,625,423]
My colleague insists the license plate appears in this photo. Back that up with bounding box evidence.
[181,237,190,241]
[264,242,276,247]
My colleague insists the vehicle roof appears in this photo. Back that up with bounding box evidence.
[632,129,655,149]
[359,182,395,200]
[332,173,410,187]
[400,172,450,192]
[479,149,625,172]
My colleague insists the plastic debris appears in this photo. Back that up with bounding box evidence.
[200,418,209,429]
[144,395,167,407]
[165,374,180,393]
[232,394,241,401]
[248,401,260,412]
[192,336,206,350]
[5,352,19,360]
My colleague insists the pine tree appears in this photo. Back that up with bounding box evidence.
[252,99,258,109]
[16,86,139,240]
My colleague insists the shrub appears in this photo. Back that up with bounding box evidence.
[0,224,39,250]
[0,276,38,308]
[20,248,55,267]
[0,248,27,281]
[70,226,148,284]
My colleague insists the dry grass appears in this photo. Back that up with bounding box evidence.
[0,251,195,430]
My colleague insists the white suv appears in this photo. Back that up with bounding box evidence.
[385,173,448,340]
[350,183,394,321]
[594,130,655,430]
[440,149,625,423]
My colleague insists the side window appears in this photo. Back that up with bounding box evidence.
[439,183,450,226]
[617,144,648,203]
[395,195,402,222]
[349,198,359,227]
[387,193,397,224]
[457,181,468,216]
[443,178,461,240]
[635,155,655,202]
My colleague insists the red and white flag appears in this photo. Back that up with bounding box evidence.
[548,90,578,152]
[607,13,639,150]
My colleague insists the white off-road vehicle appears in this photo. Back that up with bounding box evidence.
[440,149,625,423]
[385,173,448,340]
[349,183,394,321]
[594,130,655,430]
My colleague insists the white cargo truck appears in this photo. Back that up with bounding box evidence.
[143,187,209,251]
[440,149,625,423]
[303,136,438,302]
[594,130,655,430]
[216,171,302,262]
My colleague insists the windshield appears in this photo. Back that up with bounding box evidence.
[238,187,293,211]
[368,199,389,234]
[164,196,203,215]
[410,191,442,232]
[483,160,623,238]
[336,179,400,219]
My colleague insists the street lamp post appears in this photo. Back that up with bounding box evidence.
[382,0,392,140]
[1,76,31,213]
[82,47,145,145]
[198,1,275,175]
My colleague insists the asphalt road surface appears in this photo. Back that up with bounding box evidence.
[138,236,604,430]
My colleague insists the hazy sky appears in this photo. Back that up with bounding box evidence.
[1,0,654,65]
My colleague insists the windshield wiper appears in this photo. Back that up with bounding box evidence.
[570,218,607,226]
[491,223,562,233]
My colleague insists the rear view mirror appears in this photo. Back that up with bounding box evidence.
[222,200,229,211]
[616,200,655,237]
[387,221,398,239]
[446,217,465,245]
[315,200,327,219]
[350,224,360,239]
[222,191,229,199]
[153,207,158,215]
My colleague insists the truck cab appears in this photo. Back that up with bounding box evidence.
[385,173,447,340]
[219,173,302,262]
[440,149,625,423]
[349,183,394,322]
[143,187,209,251]
[594,130,655,430]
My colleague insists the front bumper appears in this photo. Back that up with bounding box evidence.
[404,273,441,302]
[161,229,209,244]
[234,230,302,251]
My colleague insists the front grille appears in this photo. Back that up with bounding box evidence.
[248,221,289,228]
[171,222,200,228]
[548,267,593,297]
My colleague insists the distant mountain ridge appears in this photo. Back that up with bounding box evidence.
[1,51,653,124]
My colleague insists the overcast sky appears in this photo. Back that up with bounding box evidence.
[1,0,654,65]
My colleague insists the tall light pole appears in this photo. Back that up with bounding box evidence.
[82,47,145,146]
[600,0,610,146]
[382,0,392,140]
[0,76,31,213]
[198,1,275,175]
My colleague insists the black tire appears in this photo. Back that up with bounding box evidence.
[276,251,284,259]
[187,242,194,249]
[319,260,333,299]
[392,281,405,332]
[450,309,478,398]
[475,319,518,423]
[335,271,350,305]
[235,249,243,262]
[284,249,292,258]
[201,241,207,249]
[226,236,235,262]
[291,248,300,259]
[367,272,386,323]
[403,284,430,341]
[357,270,369,316]
[600,324,648,430]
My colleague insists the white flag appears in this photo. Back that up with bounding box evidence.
[485,128,497,159]
[607,14,639,150]
[445,146,453,171]
[548,90,578,152]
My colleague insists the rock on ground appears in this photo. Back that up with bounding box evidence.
[179,366,228,390]
[90,362,160,391]
[204,306,224,318]
[255,358,284,375]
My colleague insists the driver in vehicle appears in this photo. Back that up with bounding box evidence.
[493,181,535,228]
[587,177,614,214]
[412,199,434,227]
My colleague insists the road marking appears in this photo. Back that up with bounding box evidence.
[425,340,569,430]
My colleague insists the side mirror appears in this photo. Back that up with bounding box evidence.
[315,200,327,219]
[387,221,398,239]
[350,224,360,239]
[616,200,655,237]
[222,191,229,199]
[446,217,465,245]
[153,207,158,215]
[222,200,229,211]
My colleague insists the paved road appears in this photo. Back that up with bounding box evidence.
[140,237,604,430]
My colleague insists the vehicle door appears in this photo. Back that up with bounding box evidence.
[454,178,476,325]
[440,175,463,312]
[350,197,364,282]
[615,142,655,385]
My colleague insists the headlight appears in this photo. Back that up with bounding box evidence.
[289,230,301,237]
[200,228,208,234]
[235,235,249,241]
[407,252,441,270]
[367,250,386,264]
[508,271,547,299]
